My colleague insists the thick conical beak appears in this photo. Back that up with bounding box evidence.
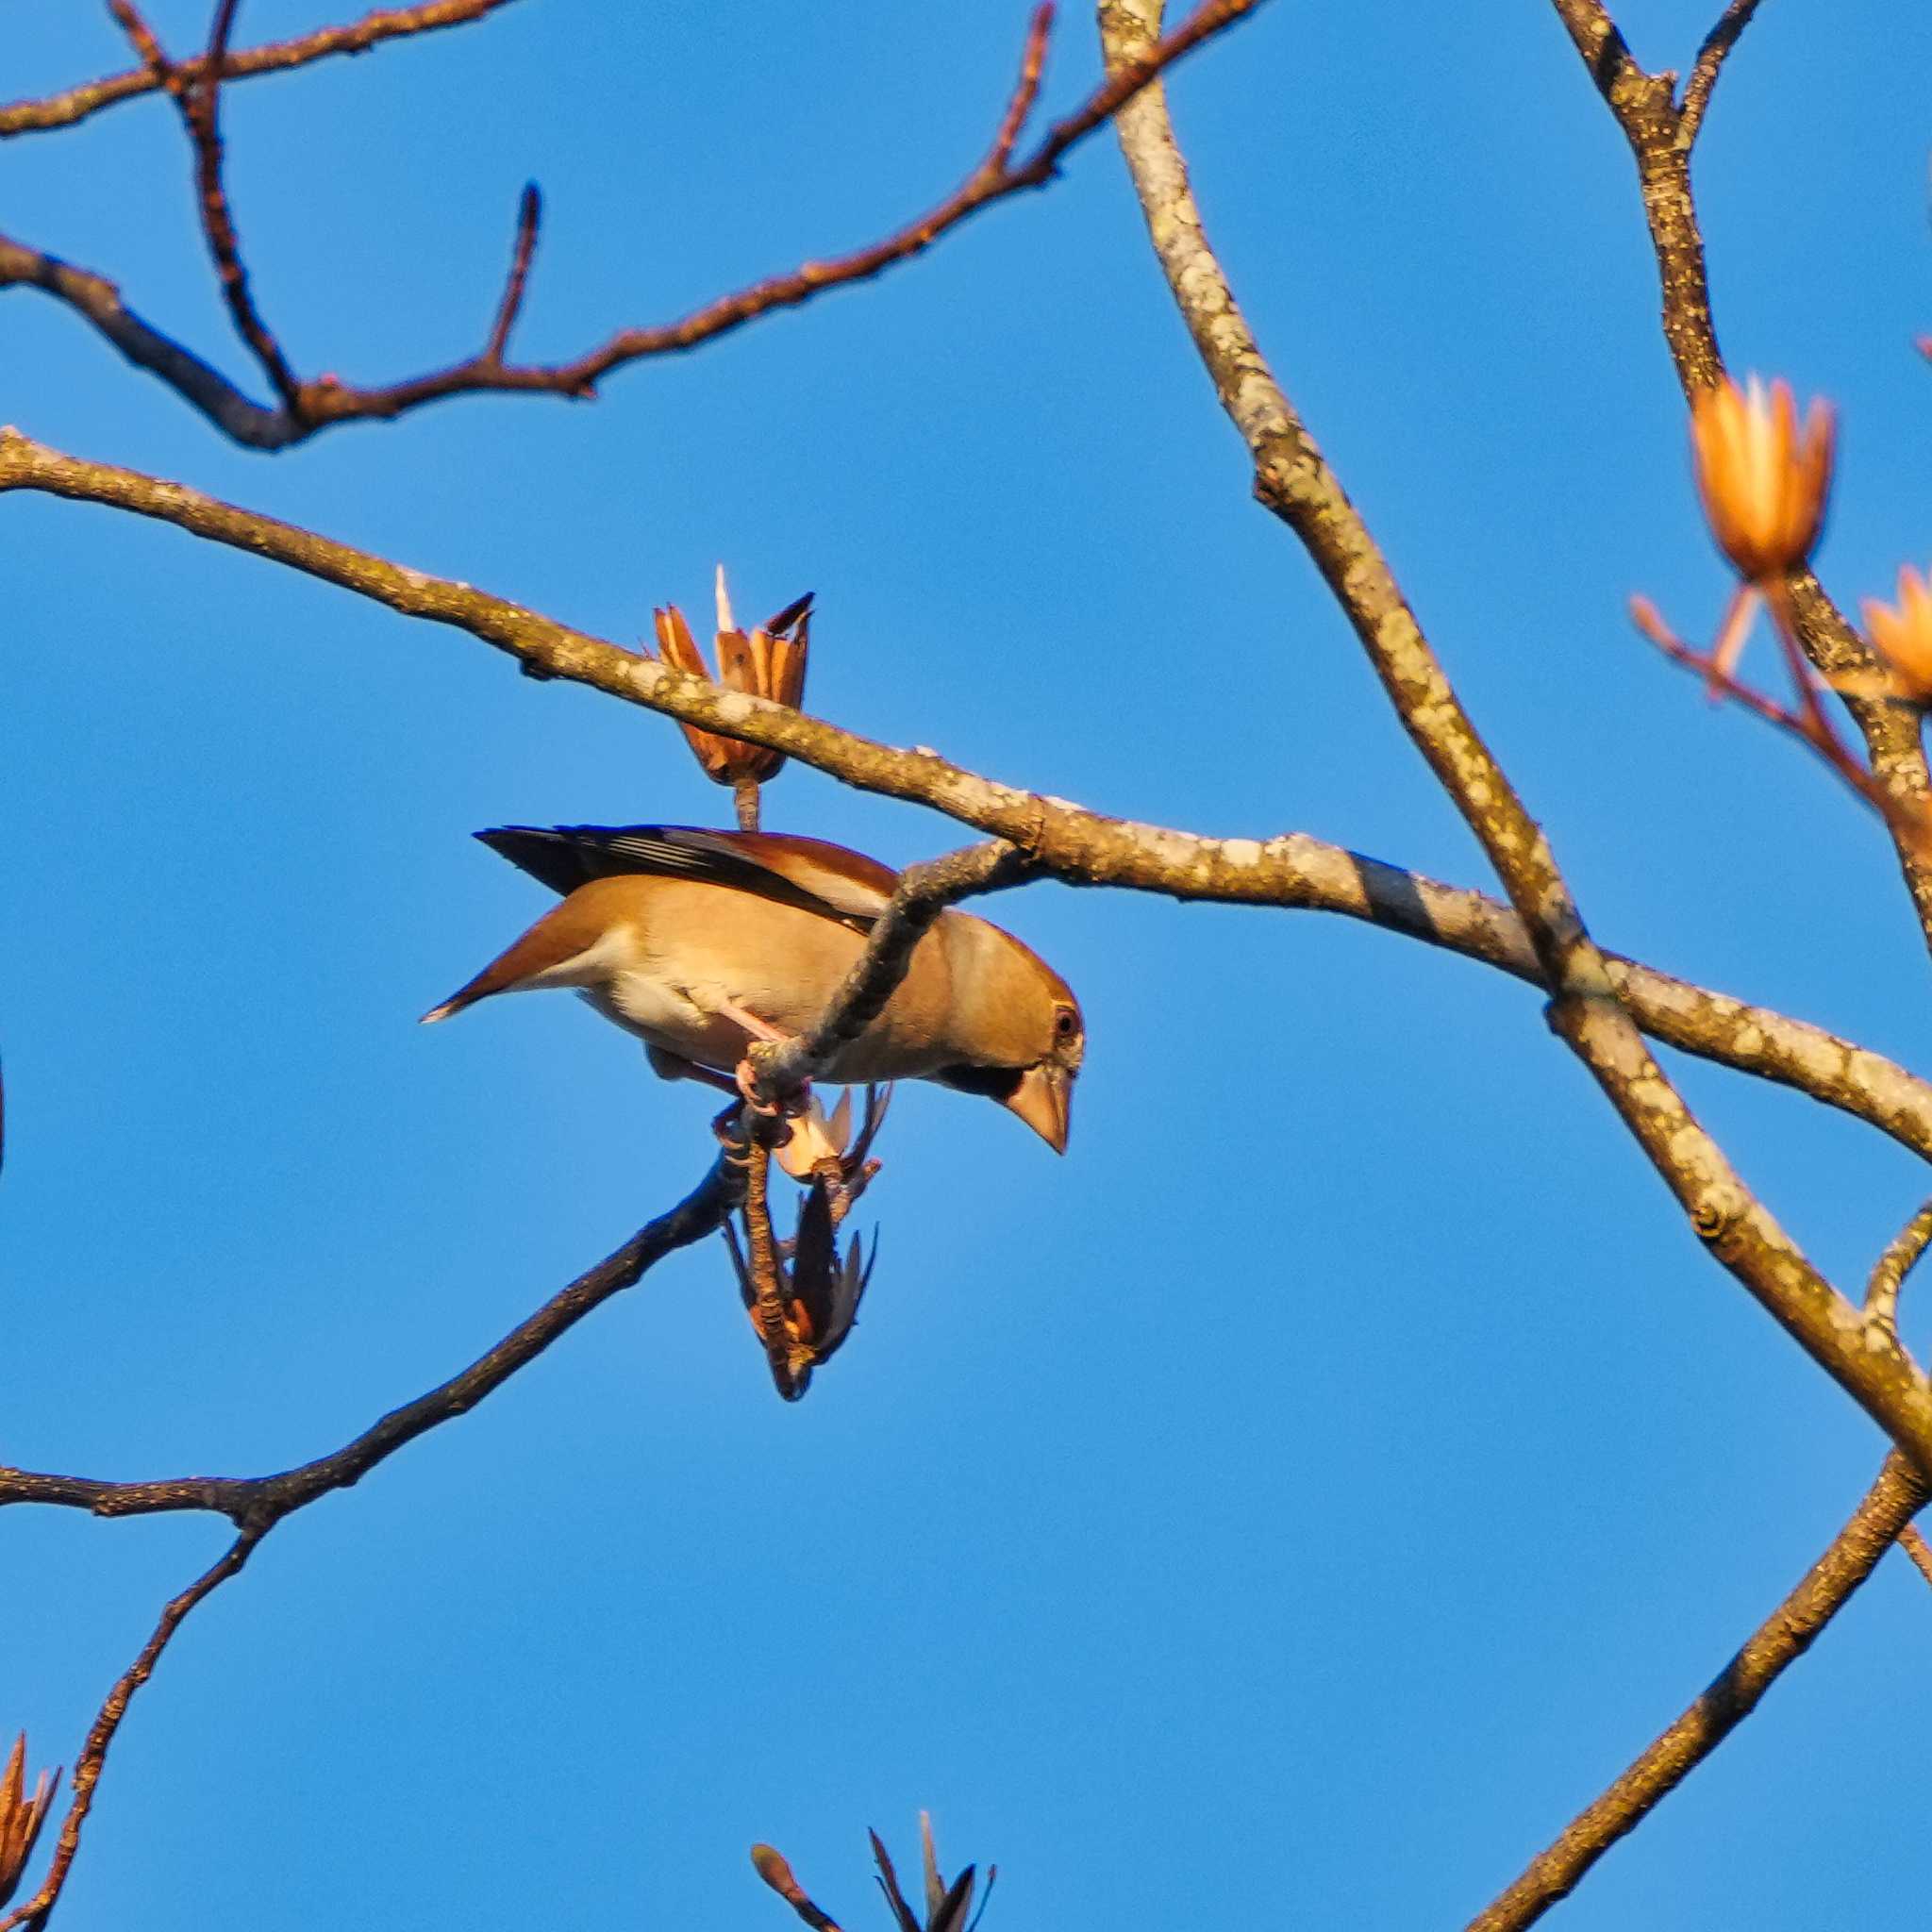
[1003,1062,1072,1154]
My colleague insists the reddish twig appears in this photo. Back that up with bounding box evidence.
[0,0,523,140]
[1630,593,1932,864]
[101,0,182,100]
[987,5,1053,170]
[5,0,1267,448]
[0,1532,260,1932]
[483,183,542,364]
[0,1155,733,1915]
[0,1158,735,1521]
[1903,1524,1932,1590]
[752,1845,846,1931]
[741,1143,802,1402]
[101,0,304,414]
[183,0,306,414]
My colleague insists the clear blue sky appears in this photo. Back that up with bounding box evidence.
[6,3,1932,1926]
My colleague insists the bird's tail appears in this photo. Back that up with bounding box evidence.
[420,889,630,1024]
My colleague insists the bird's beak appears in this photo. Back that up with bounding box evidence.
[1003,1062,1072,1154]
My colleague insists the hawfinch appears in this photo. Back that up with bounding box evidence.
[423,824,1084,1152]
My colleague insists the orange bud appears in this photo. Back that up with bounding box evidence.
[1861,564,1932,704]
[0,1733,58,1910]
[1690,375,1835,583]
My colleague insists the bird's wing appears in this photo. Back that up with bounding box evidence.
[475,824,898,935]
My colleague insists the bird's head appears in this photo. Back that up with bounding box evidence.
[933,915,1085,1154]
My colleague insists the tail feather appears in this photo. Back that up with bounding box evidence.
[419,888,633,1025]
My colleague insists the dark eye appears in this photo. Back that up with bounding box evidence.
[1054,1007,1078,1039]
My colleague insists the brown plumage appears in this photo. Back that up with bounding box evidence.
[423,824,1084,1151]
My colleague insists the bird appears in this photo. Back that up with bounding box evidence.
[422,824,1084,1152]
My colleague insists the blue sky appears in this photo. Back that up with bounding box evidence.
[6,3,1932,1926]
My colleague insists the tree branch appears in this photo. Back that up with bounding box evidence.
[0,1158,735,1520]
[162,0,307,414]
[0,0,524,140]
[2,426,1930,1173]
[0,1531,261,1932]
[483,182,542,364]
[752,1844,848,1931]
[749,841,1040,1110]
[1097,1,1932,1494]
[1865,1198,1932,1336]
[1465,1450,1929,1932]
[1,0,1269,449]
[1545,0,1932,952]
[1679,0,1766,143]
[1902,1525,1932,1590]
[0,233,291,445]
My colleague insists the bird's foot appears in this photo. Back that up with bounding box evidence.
[734,1055,808,1119]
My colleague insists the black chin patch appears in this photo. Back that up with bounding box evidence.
[934,1063,1024,1102]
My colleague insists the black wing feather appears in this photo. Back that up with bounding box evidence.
[475,824,876,934]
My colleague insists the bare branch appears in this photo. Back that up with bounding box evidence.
[104,0,306,415]
[101,0,182,100]
[1466,1452,1928,1932]
[0,1158,734,1521]
[1866,1199,1932,1335]
[753,1844,847,1932]
[1629,593,1932,866]
[3,427,1932,1174]
[1097,2,1932,1486]
[0,232,291,444]
[1903,1524,1932,1591]
[741,1143,803,1402]
[749,841,1039,1112]
[0,1531,261,1932]
[1679,0,1767,143]
[183,0,304,412]
[3,0,1268,448]
[483,182,542,365]
[1544,0,1932,951]
[0,1,523,140]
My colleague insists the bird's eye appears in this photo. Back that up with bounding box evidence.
[1054,1007,1078,1039]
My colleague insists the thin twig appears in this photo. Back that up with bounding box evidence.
[733,774,762,834]
[986,4,1053,171]
[0,232,291,445]
[741,1144,800,1401]
[748,841,1039,1113]
[1630,595,1932,865]
[180,0,306,413]
[5,427,1932,1171]
[1678,0,1766,144]
[6,0,1268,447]
[0,1531,261,1932]
[0,0,524,139]
[753,1845,847,1931]
[1,1158,735,1521]
[1866,1199,1932,1334]
[482,183,541,365]
[101,0,183,101]
[1902,1524,1932,1591]
[1465,1452,1929,1930]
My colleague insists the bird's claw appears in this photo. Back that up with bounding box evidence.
[734,1055,811,1121]
[734,1058,787,1116]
